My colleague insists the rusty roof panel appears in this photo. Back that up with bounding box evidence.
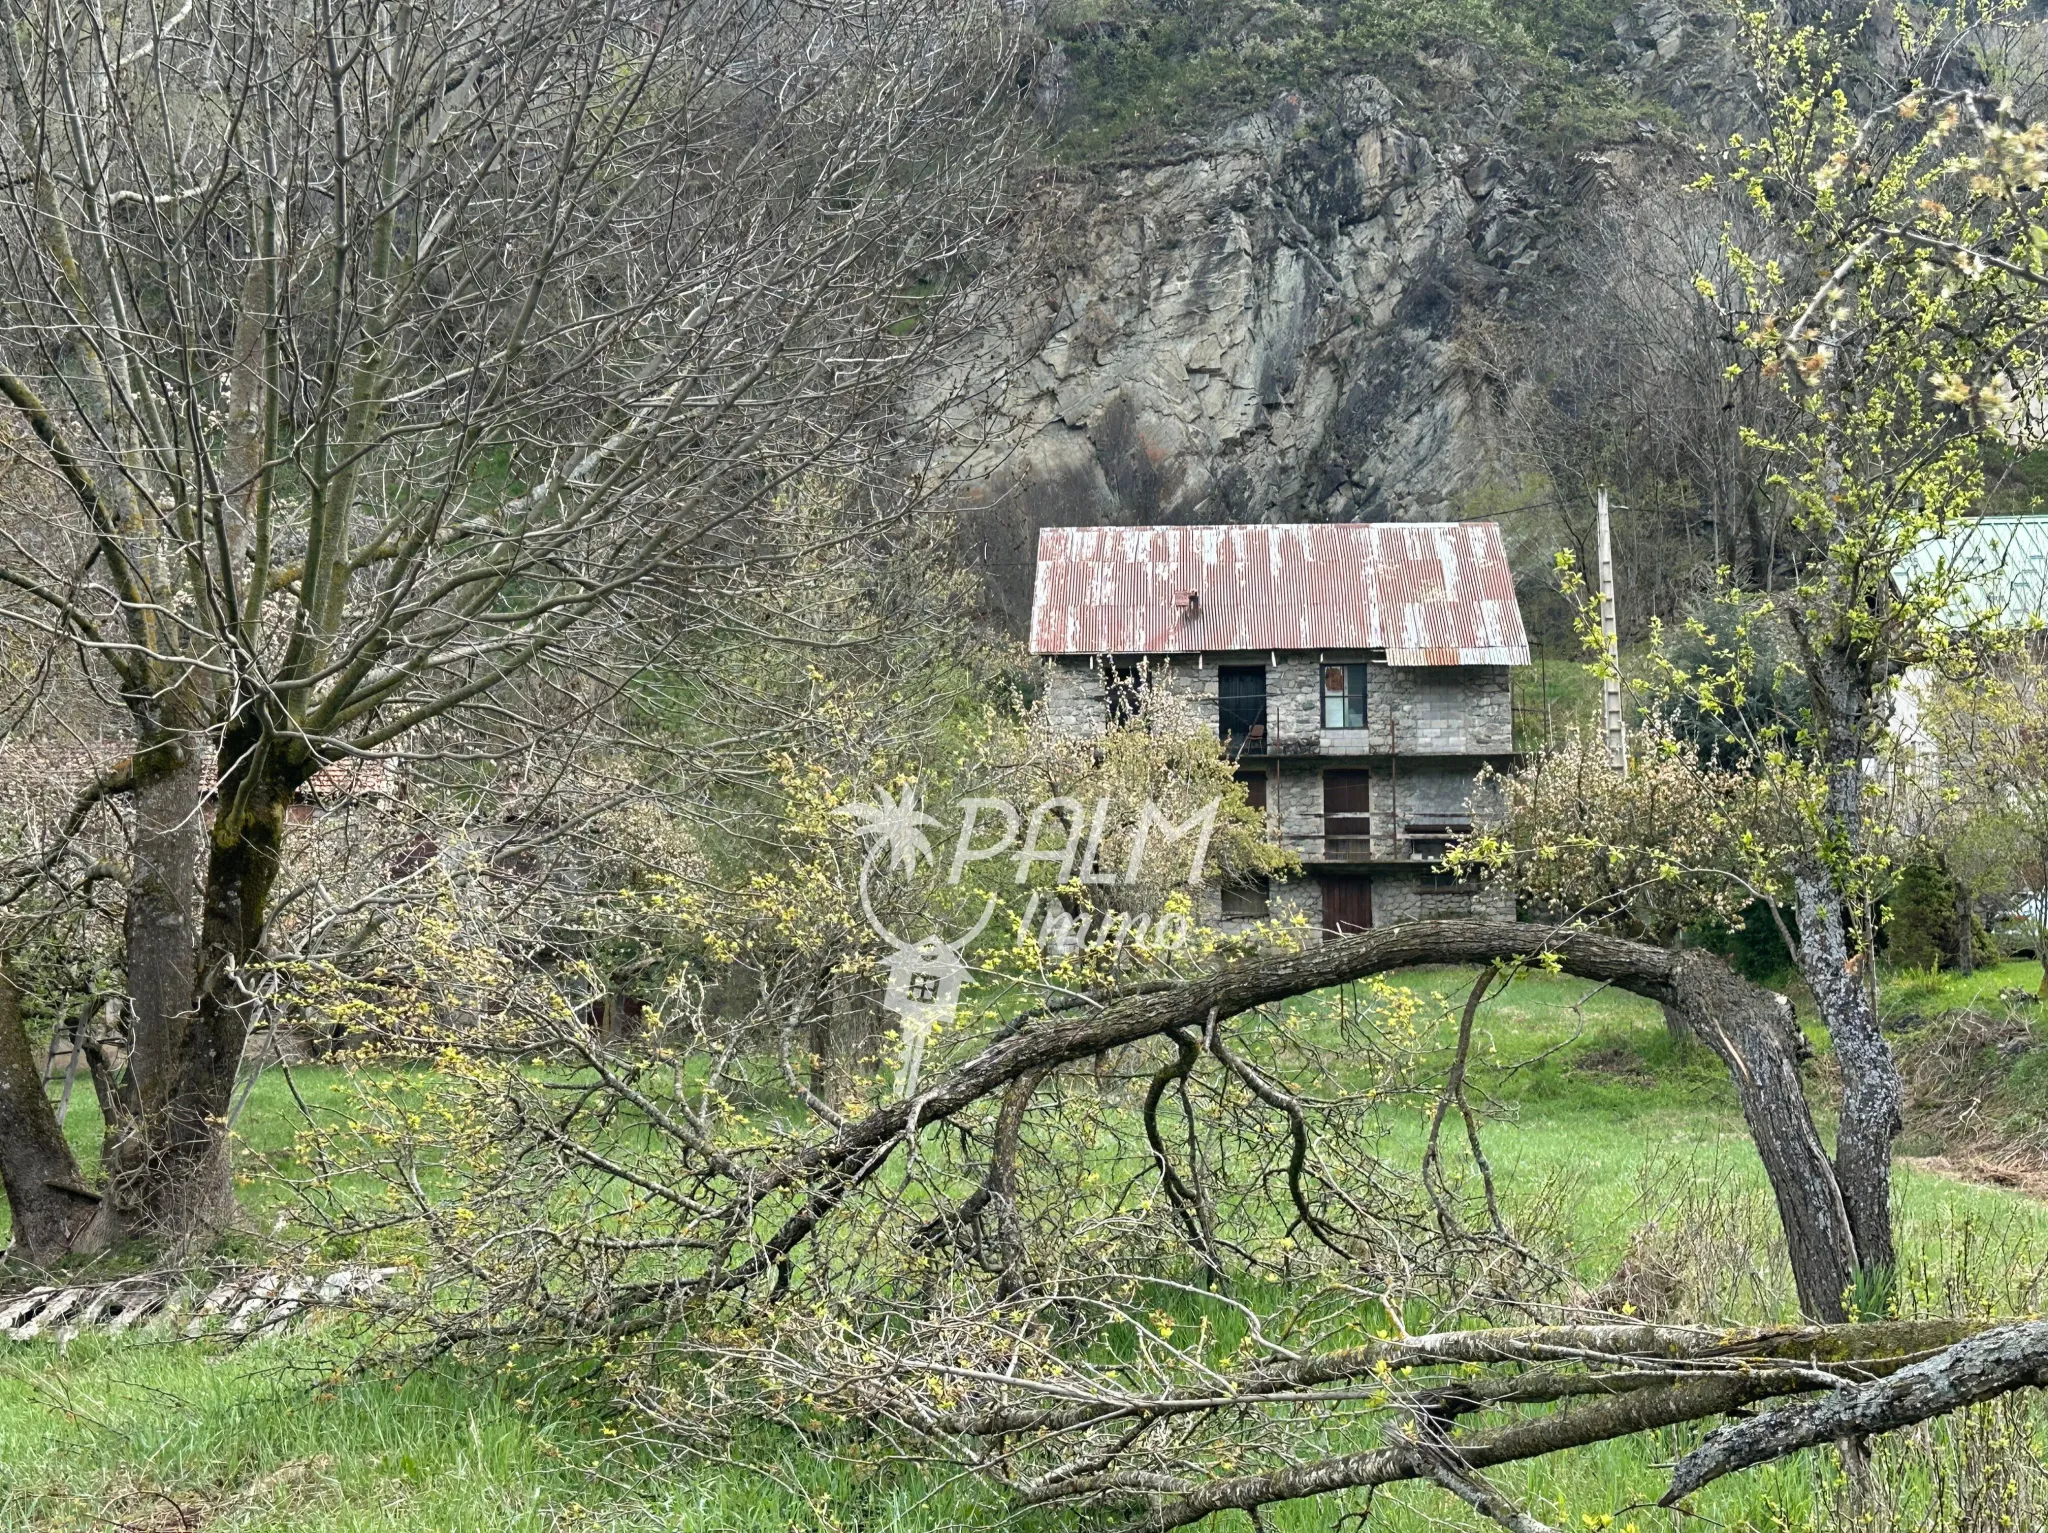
[1029,523,1530,666]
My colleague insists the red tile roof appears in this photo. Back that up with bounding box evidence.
[1029,522,1530,666]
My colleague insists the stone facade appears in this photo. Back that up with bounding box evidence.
[1041,655,1113,738]
[1041,655,1219,738]
[1043,652,1517,934]
[1045,654,1510,756]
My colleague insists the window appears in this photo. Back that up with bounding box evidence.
[1104,658,1148,725]
[1221,874,1271,919]
[1323,770,1372,858]
[1322,664,1367,729]
[1406,820,1473,862]
[1233,768,1268,812]
[1218,666,1267,755]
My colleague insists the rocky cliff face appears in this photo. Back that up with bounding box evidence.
[949,5,1735,628]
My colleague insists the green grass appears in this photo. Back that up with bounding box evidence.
[0,1330,1046,1532]
[2,1337,601,1532]
[1299,965,2048,1291]
[5,965,2047,1531]
[1879,957,2044,1019]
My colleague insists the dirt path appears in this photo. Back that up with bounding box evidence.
[1901,1152,2048,1202]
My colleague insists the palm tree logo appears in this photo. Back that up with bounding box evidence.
[835,780,995,964]
[835,783,940,876]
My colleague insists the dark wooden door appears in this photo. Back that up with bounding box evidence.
[1323,770,1371,858]
[1320,875,1373,935]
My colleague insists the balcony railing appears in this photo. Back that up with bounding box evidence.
[1216,731,1516,759]
[1262,819,1475,865]
[1222,721,1268,758]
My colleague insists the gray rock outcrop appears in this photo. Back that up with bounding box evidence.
[940,14,1745,630]
[947,79,1573,625]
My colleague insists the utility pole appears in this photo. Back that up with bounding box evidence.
[1597,487,1627,775]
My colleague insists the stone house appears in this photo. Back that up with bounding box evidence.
[1029,522,1528,934]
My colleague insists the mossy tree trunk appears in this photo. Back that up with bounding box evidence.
[0,955,106,1264]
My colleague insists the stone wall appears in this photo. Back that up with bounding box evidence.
[1392,666,1511,755]
[1368,870,1514,925]
[1042,657,1108,737]
[1259,656,1314,751]
[1269,877,1322,934]
[1041,655,1221,737]
[1270,758,1322,864]
[1049,654,1512,758]
[1039,653,1514,937]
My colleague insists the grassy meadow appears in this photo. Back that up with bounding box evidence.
[4,962,2047,1531]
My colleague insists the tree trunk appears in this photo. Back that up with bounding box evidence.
[810,972,885,1107]
[1660,941,1693,1047]
[808,1002,836,1104]
[1660,1005,1694,1048]
[1795,868,1900,1288]
[1787,642,1905,1295]
[0,956,107,1264]
[1668,950,1856,1320]
[101,740,225,1240]
[1954,881,1973,977]
[102,736,292,1245]
[1665,1319,2048,1501]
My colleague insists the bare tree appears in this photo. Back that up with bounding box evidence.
[0,0,1022,1249]
[1504,179,1795,633]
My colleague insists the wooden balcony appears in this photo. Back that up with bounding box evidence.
[1228,730,1518,761]
[1267,818,1476,867]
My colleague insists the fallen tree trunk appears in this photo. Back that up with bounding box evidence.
[738,921,1858,1318]
[746,1307,2011,1532]
[1086,1320,2016,1530]
[941,1317,1982,1441]
[1664,1318,2048,1502]
[1118,1374,1824,1532]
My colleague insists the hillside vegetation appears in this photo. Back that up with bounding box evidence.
[1040,0,1653,159]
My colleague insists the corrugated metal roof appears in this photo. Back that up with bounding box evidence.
[1028,522,1531,666]
[1899,515,2048,627]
